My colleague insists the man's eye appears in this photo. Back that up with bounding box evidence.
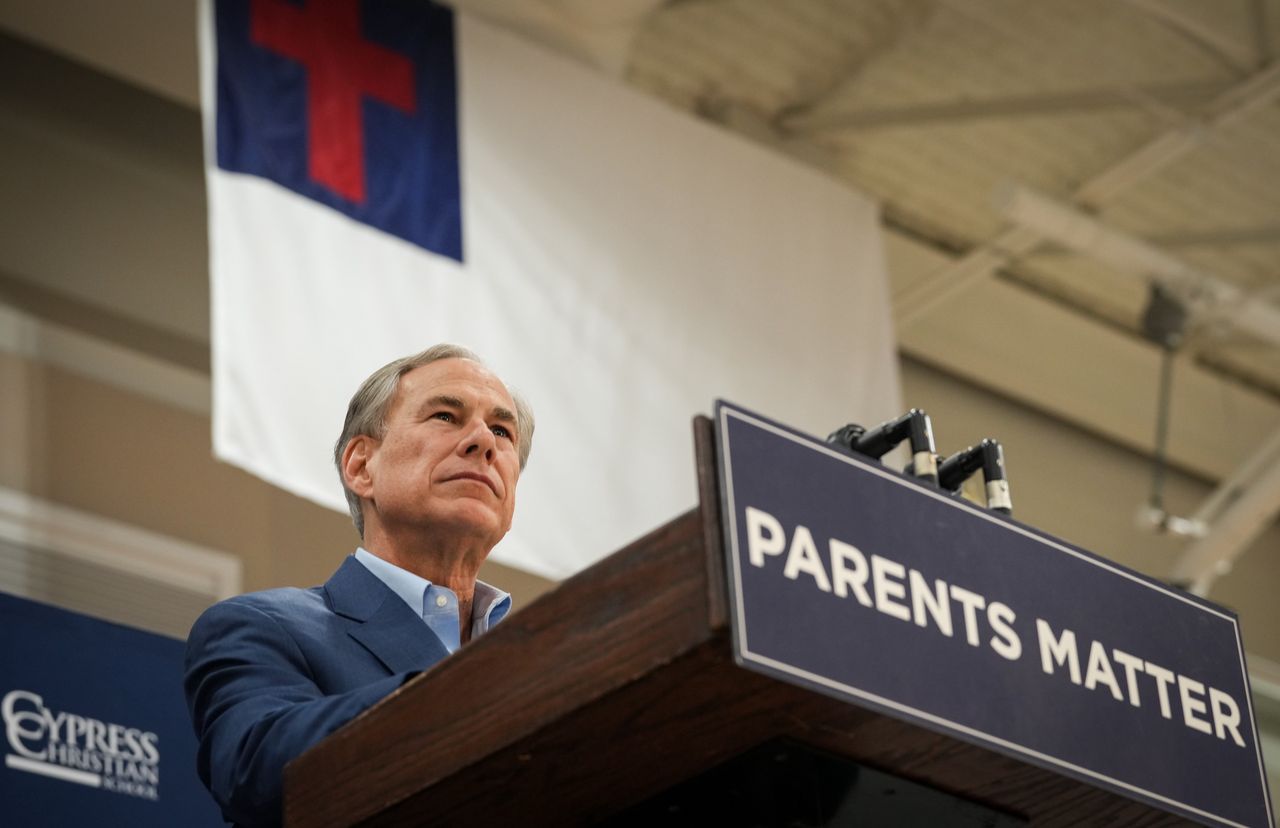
[491,424,511,439]
[432,411,455,422]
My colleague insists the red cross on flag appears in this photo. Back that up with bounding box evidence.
[250,0,417,204]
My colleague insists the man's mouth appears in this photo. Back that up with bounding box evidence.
[445,472,498,496]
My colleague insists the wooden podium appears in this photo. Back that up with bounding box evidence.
[285,418,1191,826]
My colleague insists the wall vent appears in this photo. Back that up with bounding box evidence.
[0,486,240,639]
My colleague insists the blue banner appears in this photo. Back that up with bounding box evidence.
[716,401,1272,828]
[0,593,221,827]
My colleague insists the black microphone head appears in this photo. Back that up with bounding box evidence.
[980,439,1006,482]
[827,424,867,452]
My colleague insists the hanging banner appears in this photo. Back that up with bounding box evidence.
[201,0,901,578]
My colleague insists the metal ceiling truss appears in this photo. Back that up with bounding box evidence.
[1123,0,1262,74]
[994,183,1280,350]
[782,80,1231,132]
[1170,425,1280,596]
[891,58,1280,326]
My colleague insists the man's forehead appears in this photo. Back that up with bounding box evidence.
[398,358,514,408]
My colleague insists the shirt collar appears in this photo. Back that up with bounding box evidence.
[354,547,511,626]
[473,579,513,628]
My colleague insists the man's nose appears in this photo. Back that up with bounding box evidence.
[459,418,495,461]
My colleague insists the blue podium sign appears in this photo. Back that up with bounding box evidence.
[0,593,222,827]
[716,402,1273,828]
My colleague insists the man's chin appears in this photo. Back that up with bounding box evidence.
[430,502,510,539]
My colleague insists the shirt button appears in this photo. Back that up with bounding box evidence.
[435,595,448,608]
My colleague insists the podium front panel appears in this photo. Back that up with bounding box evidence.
[716,401,1272,828]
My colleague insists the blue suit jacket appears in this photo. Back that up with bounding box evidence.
[183,555,451,827]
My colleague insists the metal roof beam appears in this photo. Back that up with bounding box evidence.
[1028,225,1280,249]
[1123,0,1258,73]
[784,81,1228,132]
[1147,225,1280,248]
[993,183,1280,349]
[772,1,940,133]
[1171,425,1280,596]
[1252,0,1273,66]
[893,59,1280,326]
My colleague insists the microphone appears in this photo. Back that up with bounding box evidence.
[828,409,938,484]
[938,439,1011,515]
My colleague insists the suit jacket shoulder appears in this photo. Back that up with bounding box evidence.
[184,555,450,826]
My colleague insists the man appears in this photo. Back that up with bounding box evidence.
[184,344,532,827]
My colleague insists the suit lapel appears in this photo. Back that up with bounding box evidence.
[324,556,451,675]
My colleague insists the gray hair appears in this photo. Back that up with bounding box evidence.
[334,343,534,537]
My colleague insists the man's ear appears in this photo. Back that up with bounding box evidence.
[341,435,378,499]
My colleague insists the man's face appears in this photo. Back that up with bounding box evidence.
[359,358,521,550]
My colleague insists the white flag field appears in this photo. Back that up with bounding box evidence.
[200,8,900,579]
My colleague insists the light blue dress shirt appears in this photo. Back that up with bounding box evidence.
[354,548,511,654]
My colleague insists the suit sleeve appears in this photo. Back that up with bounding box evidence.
[183,598,413,827]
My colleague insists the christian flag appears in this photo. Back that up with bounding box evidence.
[200,0,900,579]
